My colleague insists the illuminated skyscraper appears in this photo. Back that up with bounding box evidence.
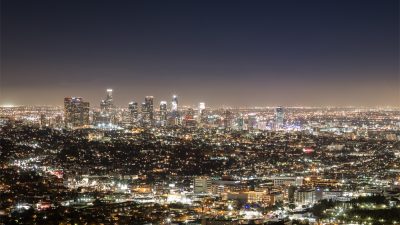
[128,101,139,123]
[198,102,205,115]
[171,95,178,112]
[223,110,233,129]
[159,101,167,126]
[64,97,90,128]
[247,113,257,130]
[98,89,116,125]
[100,89,114,112]
[198,102,206,124]
[183,108,197,127]
[141,96,154,126]
[40,114,47,128]
[275,106,284,130]
[237,115,245,130]
[141,102,146,117]
[106,88,113,101]
[145,96,154,118]
[169,95,180,126]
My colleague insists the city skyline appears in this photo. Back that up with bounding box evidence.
[1,1,400,223]
[1,0,399,107]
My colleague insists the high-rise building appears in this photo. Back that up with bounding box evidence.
[40,114,47,128]
[198,102,206,125]
[169,95,180,126]
[198,102,206,118]
[100,89,114,112]
[106,88,113,100]
[98,89,116,125]
[275,106,284,130]
[128,101,139,123]
[183,108,197,127]
[198,102,205,114]
[223,110,233,129]
[159,101,167,126]
[237,115,245,130]
[247,113,258,130]
[141,102,146,117]
[141,96,154,126]
[171,95,178,112]
[64,97,90,128]
[145,96,154,119]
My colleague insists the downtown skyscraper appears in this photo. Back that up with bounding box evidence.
[128,101,139,124]
[94,89,117,126]
[64,97,90,128]
[275,106,284,130]
[169,95,180,126]
[141,96,154,126]
[159,101,167,126]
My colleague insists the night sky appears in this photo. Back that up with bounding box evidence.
[1,0,399,107]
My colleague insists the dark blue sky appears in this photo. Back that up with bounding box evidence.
[1,0,399,107]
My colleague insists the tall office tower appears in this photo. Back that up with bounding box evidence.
[98,89,116,125]
[247,113,258,130]
[55,115,63,128]
[171,95,178,111]
[194,176,212,194]
[40,114,47,128]
[169,95,180,126]
[106,88,113,101]
[197,102,206,125]
[141,102,146,119]
[64,97,90,128]
[237,115,245,130]
[128,101,139,123]
[100,89,114,112]
[159,101,168,126]
[275,106,284,130]
[141,96,154,126]
[145,96,154,120]
[183,108,197,127]
[223,110,233,129]
[198,102,205,114]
